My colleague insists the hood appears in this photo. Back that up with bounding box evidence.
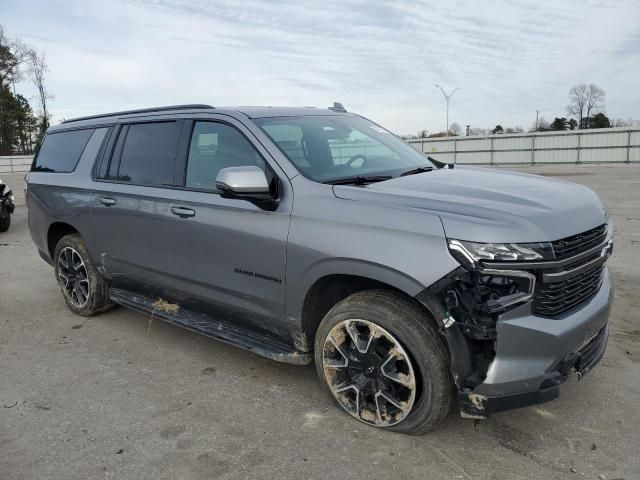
[333,166,606,243]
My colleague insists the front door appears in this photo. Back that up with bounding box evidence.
[162,118,291,336]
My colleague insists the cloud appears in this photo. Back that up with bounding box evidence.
[3,0,639,133]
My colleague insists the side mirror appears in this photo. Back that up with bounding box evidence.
[215,166,278,210]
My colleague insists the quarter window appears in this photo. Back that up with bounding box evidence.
[117,122,181,185]
[33,128,95,173]
[185,121,265,190]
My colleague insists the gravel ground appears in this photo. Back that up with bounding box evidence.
[1,164,639,480]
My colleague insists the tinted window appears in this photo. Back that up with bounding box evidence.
[185,122,265,190]
[118,122,180,185]
[33,128,94,172]
[78,128,109,168]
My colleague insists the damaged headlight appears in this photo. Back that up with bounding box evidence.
[448,239,553,266]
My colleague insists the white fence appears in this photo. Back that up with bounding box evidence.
[0,155,33,173]
[406,126,640,165]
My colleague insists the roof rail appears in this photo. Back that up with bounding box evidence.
[61,104,215,124]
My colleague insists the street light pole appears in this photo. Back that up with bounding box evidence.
[435,85,459,137]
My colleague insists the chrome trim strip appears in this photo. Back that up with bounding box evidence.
[542,240,611,284]
[448,240,478,266]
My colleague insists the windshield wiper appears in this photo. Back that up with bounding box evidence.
[324,175,392,185]
[400,166,435,177]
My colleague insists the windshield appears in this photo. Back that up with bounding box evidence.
[254,115,434,183]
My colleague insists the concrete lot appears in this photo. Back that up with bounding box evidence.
[1,165,639,480]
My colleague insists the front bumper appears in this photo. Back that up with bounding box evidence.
[458,266,613,418]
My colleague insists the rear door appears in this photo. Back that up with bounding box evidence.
[161,117,292,335]
[91,120,183,290]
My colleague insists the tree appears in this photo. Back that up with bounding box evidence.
[584,84,605,127]
[14,93,37,153]
[418,129,428,138]
[530,117,549,132]
[611,118,640,127]
[0,85,20,154]
[568,119,577,130]
[492,125,503,134]
[567,84,588,128]
[28,49,52,137]
[589,112,611,129]
[449,122,461,136]
[567,83,605,129]
[0,26,28,88]
[0,26,50,154]
[550,117,568,131]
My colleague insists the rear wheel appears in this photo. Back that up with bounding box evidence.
[0,205,10,232]
[53,234,113,316]
[314,290,452,434]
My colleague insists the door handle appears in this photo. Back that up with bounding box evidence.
[170,206,196,218]
[98,197,116,207]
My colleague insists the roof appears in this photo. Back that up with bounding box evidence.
[55,104,349,130]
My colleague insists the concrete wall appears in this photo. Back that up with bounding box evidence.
[0,155,33,174]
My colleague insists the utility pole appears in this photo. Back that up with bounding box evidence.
[535,110,539,132]
[435,85,459,137]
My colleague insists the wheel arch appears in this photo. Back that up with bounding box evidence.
[292,259,436,350]
[47,222,80,260]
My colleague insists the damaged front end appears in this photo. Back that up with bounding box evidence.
[416,264,537,419]
[417,231,613,419]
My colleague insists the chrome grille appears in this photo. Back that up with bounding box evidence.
[552,224,607,261]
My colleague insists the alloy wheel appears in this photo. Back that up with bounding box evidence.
[57,247,90,308]
[322,319,417,427]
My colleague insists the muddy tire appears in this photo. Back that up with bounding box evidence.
[0,205,10,232]
[53,234,113,316]
[314,289,452,434]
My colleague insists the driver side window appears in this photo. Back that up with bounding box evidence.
[185,121,265,190]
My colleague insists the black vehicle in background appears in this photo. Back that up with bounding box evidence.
[0,178,15,232]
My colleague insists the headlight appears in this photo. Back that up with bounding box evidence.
[448,239,553,265]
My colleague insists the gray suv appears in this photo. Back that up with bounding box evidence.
[27,104,614,434]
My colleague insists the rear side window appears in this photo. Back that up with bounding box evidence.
[117,122,181,186]
[33,129,94,172]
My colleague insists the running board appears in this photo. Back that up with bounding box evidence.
[109,288,311,365]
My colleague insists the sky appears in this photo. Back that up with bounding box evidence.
[2,0,639,135]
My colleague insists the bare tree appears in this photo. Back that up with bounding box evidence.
[28,49,53,131]
[449,122,462,136]
[567,84,587,128]
[584,84,605,128]
[567,83,605,129]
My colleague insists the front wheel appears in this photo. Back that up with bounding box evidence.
[314,290,452,434]
[0,205,10,232]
